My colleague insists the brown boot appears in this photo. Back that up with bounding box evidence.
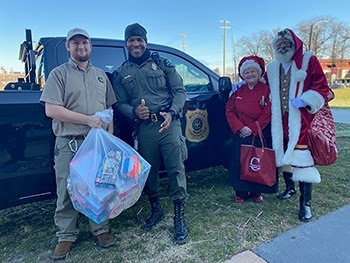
[52,241,73,260]
[95,232,114,248]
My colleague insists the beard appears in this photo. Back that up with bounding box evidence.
[73,54,90,62]
[274,47,295,63]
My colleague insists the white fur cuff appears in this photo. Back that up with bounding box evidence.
[295,70,307,81]
[289,149,314,167]
[292,166,321,183]
[299,90,325,114]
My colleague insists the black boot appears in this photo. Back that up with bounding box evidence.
[173,199,188,245]
[277,172,296,199]
[299,182,313,222]
[142,196,165,230]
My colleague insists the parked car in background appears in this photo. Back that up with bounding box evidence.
[333,78,350,88]
[331,83,346,89]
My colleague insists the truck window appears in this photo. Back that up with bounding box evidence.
[90,46,125,73]
[155,51,212,93]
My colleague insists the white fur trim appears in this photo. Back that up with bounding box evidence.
[240,60,262,77]
[299,90,325,114]
[289,150,314,166]
[283,62,301,164]
[292,166,321,183]
[267,60,285,167]
[268,51,315,167]
[301,51,313,70]
[295,70,307,81]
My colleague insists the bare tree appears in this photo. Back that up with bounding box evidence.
[295,16,334,57]
[295,16,350,60]
[235,17,350,83]
[338,27,350,60]
[237,29,278,64]
[238,32,261,56]
[213,67,221,75]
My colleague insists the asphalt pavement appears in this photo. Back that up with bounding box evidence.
[226,204,350,263]
[332,108,350,124]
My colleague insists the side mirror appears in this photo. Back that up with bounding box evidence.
[219,77,232,93]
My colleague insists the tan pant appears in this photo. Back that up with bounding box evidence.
[54,137,109,243]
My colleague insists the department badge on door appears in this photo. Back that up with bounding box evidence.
[185,108,209,143]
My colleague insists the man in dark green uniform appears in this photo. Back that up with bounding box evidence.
[113,23,188,244]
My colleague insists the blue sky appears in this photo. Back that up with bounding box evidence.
[1,0,350,72]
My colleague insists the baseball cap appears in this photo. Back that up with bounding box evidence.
[66,28,90,42]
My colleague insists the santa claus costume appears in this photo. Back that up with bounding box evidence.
[267,28,334,221]
[226,55,278,203]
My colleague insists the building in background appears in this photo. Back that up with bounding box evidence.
[0,67,24,90]
[319,59,350,87]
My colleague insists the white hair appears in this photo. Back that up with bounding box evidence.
[240,60,262,77]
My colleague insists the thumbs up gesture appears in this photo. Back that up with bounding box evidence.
[136,99,149,120]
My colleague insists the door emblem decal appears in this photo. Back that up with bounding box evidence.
[185,108,209,143]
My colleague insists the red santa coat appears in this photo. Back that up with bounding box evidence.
[226,83,271,136]
[267,51,333,183]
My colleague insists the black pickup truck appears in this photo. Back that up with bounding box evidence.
[0,30,232,210]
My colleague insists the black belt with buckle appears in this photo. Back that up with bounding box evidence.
[143,112,164,124]
[143,111,180,125]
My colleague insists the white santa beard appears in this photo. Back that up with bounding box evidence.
[274,49,294,63]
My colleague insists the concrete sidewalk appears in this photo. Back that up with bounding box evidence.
[226,204,350,263]
[331,108,350,124]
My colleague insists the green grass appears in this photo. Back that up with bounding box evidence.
[329,88,350,107]
[1,123,350,262]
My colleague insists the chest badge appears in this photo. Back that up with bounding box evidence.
[98,77,104,84]
[185,108,209,143]
[259,95,265,106]
[151,62,158,71]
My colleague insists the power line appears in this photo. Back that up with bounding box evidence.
[220,20,231,76]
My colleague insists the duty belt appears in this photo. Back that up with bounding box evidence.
[143,112,180,125]
[144,112,164,124]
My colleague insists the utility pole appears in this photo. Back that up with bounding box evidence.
[179,33,188,52]
[232,35,238,82]
[220,20,231,76]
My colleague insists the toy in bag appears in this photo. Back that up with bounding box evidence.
[95,150,122,188]
[67,110,151,224]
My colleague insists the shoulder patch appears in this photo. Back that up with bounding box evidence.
[164,59,174,68]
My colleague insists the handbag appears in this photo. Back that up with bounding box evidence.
[240,121,277,186]
[295,78,337,166]
[307,103,338,165]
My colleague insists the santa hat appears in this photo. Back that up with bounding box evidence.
[238,55,266,83]
[272,29,306,81]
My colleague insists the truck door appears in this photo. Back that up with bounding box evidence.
[152,51,231,172]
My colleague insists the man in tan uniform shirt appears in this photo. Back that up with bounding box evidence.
[40,28,117,260]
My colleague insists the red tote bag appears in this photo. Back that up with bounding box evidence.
[240,122,277,187]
